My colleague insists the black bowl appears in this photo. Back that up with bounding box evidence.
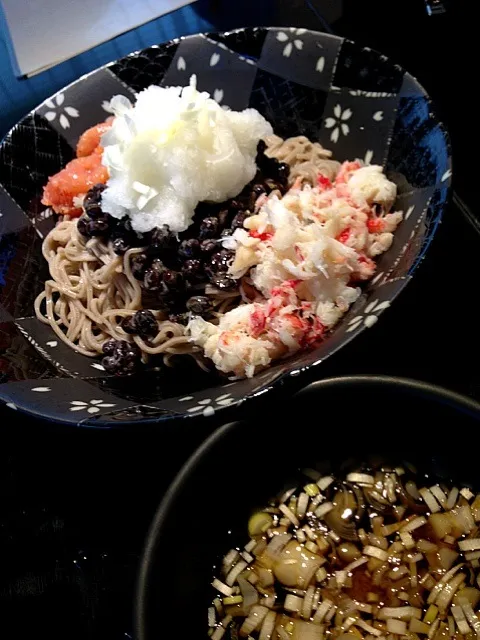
[134,375,480,640]
[0,28,451,426]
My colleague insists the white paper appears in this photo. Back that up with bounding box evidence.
[1,0,194,77]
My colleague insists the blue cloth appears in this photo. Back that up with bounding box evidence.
[0,0,276,138]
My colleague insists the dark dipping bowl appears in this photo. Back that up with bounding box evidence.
[135,375,480,640]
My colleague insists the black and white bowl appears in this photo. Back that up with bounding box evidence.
[0,27,451,427]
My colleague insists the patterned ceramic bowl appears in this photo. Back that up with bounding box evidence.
[0,28,451,427]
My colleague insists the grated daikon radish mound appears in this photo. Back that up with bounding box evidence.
[100,76,273,233]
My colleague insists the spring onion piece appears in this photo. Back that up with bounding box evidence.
[259,610,276,640]
[358,528,368,544]
[401,516,427,533]
[305,483,320,497]
[386,619,407,634]
[388,565,409,581]
[212,579,234,597]
[459,538,480,552]
[253,539,267,557]
[239,605,268,636]
[285,594,303,612]
[436,573,467,613]
[419,487,441,513]
[451,603,470,635]
[316,567,327,583]
[344,557,368,573]
[417,539,438,554]
[311,494,324,508]
[459,599,480,636]
[446,487,459,510]
[279,503,299,527]
[238,575,259,611]
[421,574,436,591]
[430,485,448,508]
[265,532,292,557]
[302,585,315,620]
[303,525,318,541]
[208,607,216,627]
[279,487,297,504]
[427,563,465,604]
[472,495,480,521]
[410,562,418,587]
[438,547,458,571]
[296,529,306,543]
[211,615,233,640]
[409,618,430,634]
[423,605,438,624]
[306,541,319,554]
[317,476,334,491]
[378,607,422,620]
[297,492,310,519]
[400,531,415,549]
[244,539,256,553]
[394,505,407,521]
[448,616,455,636]
[313,600,333,624]
[453,503,475,533]
[364,546,389,562]
[335,571,347,588]
[369,534,388,550]
[222,549,240,570]
[354,620,382,636]
[213,598,223,615]
[427,618,440,640]
[460,488,474,501]
[225,560,248,587]
[260,594,275,609]
[325,604,337,623]
[406,481,421,500]
[382,522,402,536]
[248,512,274,537]
[407,553,423,563]
[223,595,244,605]
[346,473,374,486]
[276,628,290,640]
[315,502,334,519]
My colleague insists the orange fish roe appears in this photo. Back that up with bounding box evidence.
[76,119,113,158]
[42,119,113,216]
[41,152,108,216]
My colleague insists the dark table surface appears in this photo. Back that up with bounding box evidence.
[0,1,477,638]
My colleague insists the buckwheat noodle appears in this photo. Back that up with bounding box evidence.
[34,135,341,368]
[264,134,341,184]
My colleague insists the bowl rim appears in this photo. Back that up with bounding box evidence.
[0,27,452,428]
[133,374,480,640]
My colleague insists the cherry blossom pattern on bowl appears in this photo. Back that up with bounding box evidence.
[0,27,451,427]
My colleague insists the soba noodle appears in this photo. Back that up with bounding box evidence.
[34,136,341,367]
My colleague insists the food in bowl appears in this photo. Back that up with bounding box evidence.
[209,465,480,639]
[37,76,402,378]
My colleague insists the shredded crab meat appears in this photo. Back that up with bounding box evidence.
[188,162,402,377]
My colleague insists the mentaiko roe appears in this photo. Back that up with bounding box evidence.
[41,121,111,216]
